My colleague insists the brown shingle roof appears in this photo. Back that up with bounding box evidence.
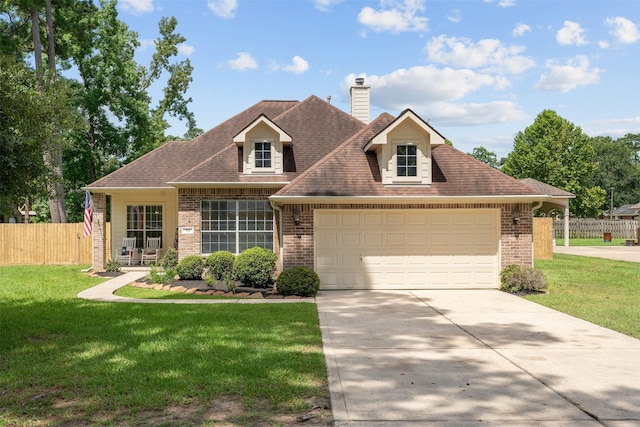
[89,100,300,189]
[169,95,365,184]
[518,178,575,198]
[276,114,543,198]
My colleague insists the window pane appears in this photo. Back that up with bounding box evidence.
[407,145,417,155]
[397,145,406,155]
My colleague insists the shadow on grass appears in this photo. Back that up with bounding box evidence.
[0,294,326,425]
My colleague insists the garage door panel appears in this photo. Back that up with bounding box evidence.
[315,209,499,290]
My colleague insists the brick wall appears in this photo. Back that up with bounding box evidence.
[280,202,533,271]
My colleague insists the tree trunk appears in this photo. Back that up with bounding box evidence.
[45,0,67,222]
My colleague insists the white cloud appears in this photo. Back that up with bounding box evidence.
[534,56,601,92]
[138,39,155,51]
[358,0,428,33]
[556,20,587,46]
[342,67,527,126]
[314,0,344,12]
[598,40,610,49]
[177,43,195,56]
[425,35,535,74]
[592,116,640,125]
[120,0,153,14]
[605,17,640,44]
[447,9,461,23]
[283,56,309,74]
[512,23,531,37]
[208,0,237,19]
[484,0,516,7]
[227,52,258,71]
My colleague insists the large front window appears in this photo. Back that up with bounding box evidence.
[126,205,162,249]
[397,145,417,177]
[201,200,273,254]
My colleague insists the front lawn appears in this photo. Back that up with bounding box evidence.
[533,254,640,339]
[0,266,329,426]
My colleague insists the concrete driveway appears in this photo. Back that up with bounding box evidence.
[316,289,640,426]
[554,245,640,263]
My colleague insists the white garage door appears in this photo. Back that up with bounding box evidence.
[315,209,500,290]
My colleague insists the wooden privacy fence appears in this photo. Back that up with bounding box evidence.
[553,219,639,240]
[533,218,553,259]
[0,223,110,265]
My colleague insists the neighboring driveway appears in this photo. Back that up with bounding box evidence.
[554,245,640,263]
[317,289,640,426]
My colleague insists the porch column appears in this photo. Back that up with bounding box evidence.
[92,192,107,271]
[564,204,570,247]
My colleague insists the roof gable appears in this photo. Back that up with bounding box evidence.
[365,109,446,151]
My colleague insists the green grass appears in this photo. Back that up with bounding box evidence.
[0,266,328,426]
[555,237,628,246]
[533,254,640,338]
[114,285,232,299]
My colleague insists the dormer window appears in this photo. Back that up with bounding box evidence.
[364,109,447,186]
[255,141,272,168]
[396,145,417,177]
[233,114,292,176]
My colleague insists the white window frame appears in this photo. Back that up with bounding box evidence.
[200,200,274,255]
[392,141,422,183]
[251,139,275,173]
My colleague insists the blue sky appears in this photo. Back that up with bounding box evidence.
[114,0,640,158]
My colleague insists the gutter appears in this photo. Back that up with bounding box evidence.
[269,194,551,204]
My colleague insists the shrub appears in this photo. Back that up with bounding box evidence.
[206,251,235,280]
[148,266,177,285]
[159,247,178,269]
[500,264,548,293]
[105,259,121,272]
[276,266,320,297]
[232,246,277,288]
[176,255,205,280]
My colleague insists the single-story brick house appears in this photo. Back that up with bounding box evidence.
[88,79,554,289]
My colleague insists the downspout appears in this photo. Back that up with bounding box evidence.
[270,199,284,273]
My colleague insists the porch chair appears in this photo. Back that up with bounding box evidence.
[141,237,161,265]
[115,237,137,265]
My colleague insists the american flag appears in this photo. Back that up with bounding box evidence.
[83,190,92,237]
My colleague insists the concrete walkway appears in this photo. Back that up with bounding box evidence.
[554,245,640,263]
[317,289,640,426]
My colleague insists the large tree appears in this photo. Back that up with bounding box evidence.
[591,134,640,211]
[0,57,73,215]
[502,110,606,217]
[64,0,196,187]
[2,0,197,222]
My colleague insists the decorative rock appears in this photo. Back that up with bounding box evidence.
[248,292,264,299]
[223,291,234,296]
[234,292,250,297]
[170,286,186,292]
[185,288,197,294]
[265,295,284,299]
[162,285,172,291]
[153,284,164,290]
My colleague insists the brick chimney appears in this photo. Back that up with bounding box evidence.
[350,77,370,124]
